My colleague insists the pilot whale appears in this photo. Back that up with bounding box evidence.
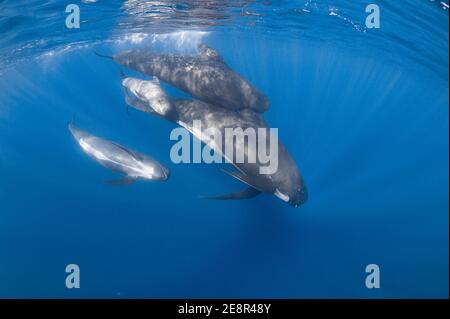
[69,123,169,184]
[122,77,307,207]
[109,44,269,113]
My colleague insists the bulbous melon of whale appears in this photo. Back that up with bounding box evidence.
[122,76,307,207]
[113,44,269,113]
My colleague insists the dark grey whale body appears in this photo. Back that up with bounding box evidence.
[122,77,307,207]
[113,44,269,113]
[174,100,307,206]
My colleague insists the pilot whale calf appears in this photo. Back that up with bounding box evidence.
[69,123,169,184]
[112,44,269,113]
[122,77,307,207]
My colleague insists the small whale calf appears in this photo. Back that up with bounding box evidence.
[69,123,169,184]
[111,44,269,113]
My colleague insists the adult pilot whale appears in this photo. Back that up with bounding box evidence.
[122,77,307,207]
[106,44,269,113]
[69,123,169,184]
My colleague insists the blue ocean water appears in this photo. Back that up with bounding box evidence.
[0,0,448,298]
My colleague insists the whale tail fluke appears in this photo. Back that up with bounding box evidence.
[94,51,114,60]
[68,112,77,133]
[70,112,77,125]
[68,115,87,141]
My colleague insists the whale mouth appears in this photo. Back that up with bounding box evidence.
[274,189,290,203]
[274,186,308,208]
[295,187,308,207]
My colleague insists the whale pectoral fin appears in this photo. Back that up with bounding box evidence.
[124,91,156,115]
[220,169,261,191]
[106,176,136,186]
[201,187,261,201]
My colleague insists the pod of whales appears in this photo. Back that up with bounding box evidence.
[69,123,169,184]
[88,43,307,207]
[111,44,269,113]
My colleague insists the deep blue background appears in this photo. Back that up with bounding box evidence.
[0,0,448,298]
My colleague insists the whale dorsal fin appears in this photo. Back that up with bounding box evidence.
[198,44,222,61]
[150,76,160,84]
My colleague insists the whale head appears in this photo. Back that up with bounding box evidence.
[289,183,308,208]
[271,146,308,208]
[119,145,170,182]
[136,156,170,181]
[122,76,173,117]
[274,178,308,208]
